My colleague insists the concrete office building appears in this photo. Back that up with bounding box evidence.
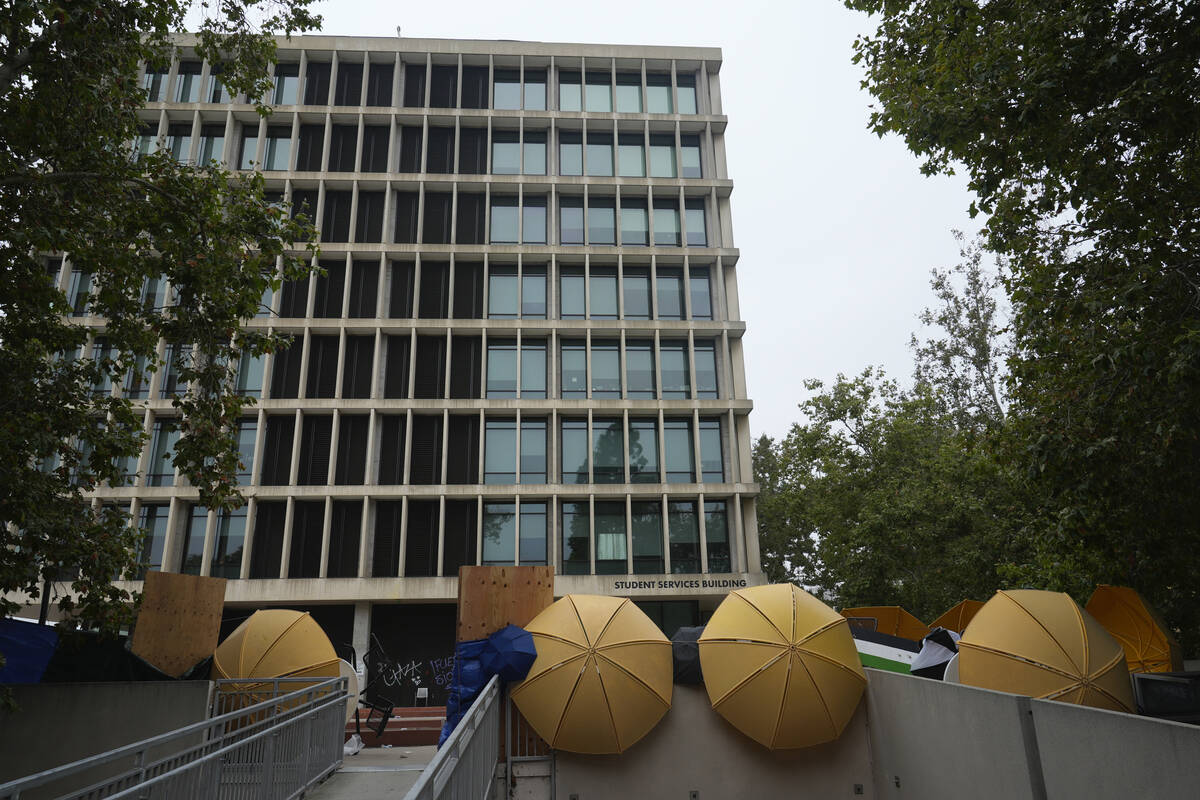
[75,35,762,701]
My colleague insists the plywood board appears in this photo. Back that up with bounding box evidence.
[131,571,227,677]
[456,565,554,642]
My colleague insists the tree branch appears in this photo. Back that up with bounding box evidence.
[0,170,188,208]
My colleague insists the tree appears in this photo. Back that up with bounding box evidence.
[0,1,321,635]
[846,0,1200,647]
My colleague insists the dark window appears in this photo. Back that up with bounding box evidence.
[336,415,369,485]
[361,126,389,172]
[313,261,345,317]
[394,191,419,242]
[334,61,363,106]
[595,501,626,574]
[422,192,452,244]
[561,502,589,575]
[291,189,318,222]
[413,336,446,399]
[383,335,410,399]
[632,501,663,573]
[322,190,352,242]
[389,262,414,317]
[378,416,406,484]
[705,501,730,573]
[250,501,286,578]
[296,124,324,170]
[405,500,438,576]
[260,417,295,485]
[418,261,449,318]
[461,66,487,109]
[458,127,486,174]
[329,124,358,172]
[453,263,484,319]
[447,415,480,483]
[409,415,443,484]
[636,600,700,637]
[366,63,394,106]
[356,191,384,243]
[211,508,246,578]
[343,336,374,398]
[427,127,454,173]
[147,420,178,486]
[443,500,478,574]
[429,65,457,108]
[403,64,426,107]
[398,127,422,172]
[306,336,339,398]
[289,501,324,578]
[297,415,332,485]
[348,261,379,317]
[304,61,331,104]
[373,501,402,576]
[456,193,486,244]
[328,501,361,577]
[592,418,624,483]
[270,341,302,398]
[630,419,660,483]
[449,335,482,399]
[669,501,700,573]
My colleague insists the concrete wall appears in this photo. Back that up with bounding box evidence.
[0,681,212,800]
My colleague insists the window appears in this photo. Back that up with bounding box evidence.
[134,126,156,161]
[621,198,649,245]
[681,135,702,178]
[586,132,613,176]
[356,191,385,243]
[629,418,659,482]
[626,341,655,399]
[450,335,482,399]
[561,502,589,574]
[632,501,664,573]
[685,199,708,246]
[235,418,256,485]
[429,65,457,108]
[447,414,481,480]
[206,68,227,103]
[560,267,585,317]
[147,420,178,487]
[260,416,294,485]
[590,269,618,318]
[360,126,389,172]
[661,341,690,399]
[459,127,486,173]
[334,61,363,106]
[595,501,626,573]
[348,261,379,317]
[585,71,611,111]
[523,267,547,318]
[394,190,418,242]
[653,200,681,246]
[295,125,323,170]
[181,505,207,575]
[389,262,414,318]
[559,131,583,176]
[696,418,725,485]
[167,123,192,162]
[649,134,676,178]
[646,74,672,113]
[695,341,719,399]
[560,340,586,399]
[270,340,301,399]
[457,193,486,243]
[494,69,521,110]
[409,415,443,484]
[591,341,620,398]
[657,269,684,319]
[198,124,224,164]
[521,340,547,398]
[304,61,331,104]
[705,501,730,573]
[592,418,624,483]
[403,63,427,106]
[289,501,323,578]
[405,500,438,576]
[418,261,449,318]
[306,336,338,398]
[428,128,457,173]
[588,197,616,245]
[523,131,546,175]
[485,419,516,483]
[624,268,651,319]
[211,508,246,578]
[236,351,264,397]
[329,124,357,171]
[261,126,290,170]
[664,420,695,483]
[250,501,285,578]
[137,504,169,577]
[159,343,190,397]
[272,63,299,105]
[560,196,584,244]
[559,70,582,111]
[523,196,547,244]
[398,127,422,172]
[143,66,168,102]
[124,353,151,399]
[297,415,332,485]
[669,501,700,573]
[443,499,477,573]
[321,190,352,242]
[91,338,113,396]
[373,501,402,576]
[366,63,394,106]
[280,276,309,317]
[492,130,520,174]
[238,127,258,170]
[423,192,453,244]
[173,61,202,102]
[462,66,488,109]
[490,196,519,244]
[678,74,699,114]
[524,70,547,110]
[520,502,547,564]
[488,267,518,318]
[561,419,588,484]
[327,501,361,578]
[521,419,547,482]
[690,267,713,319]
[336,415,369,484]
[377,416,406,483]
[486,340,517,398]
[413,335,446,398]
[483,503,516,565]
[616,73,642,112]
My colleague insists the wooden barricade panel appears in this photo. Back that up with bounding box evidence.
[456,565,554,642]
[130,571,227,677]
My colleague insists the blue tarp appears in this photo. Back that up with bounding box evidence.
[437,625,538,747]
[0,618,59,683]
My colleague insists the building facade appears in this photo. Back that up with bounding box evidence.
[73,35,761,701]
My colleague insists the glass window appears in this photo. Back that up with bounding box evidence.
[586,132,613,176]
[681,135,702,178]
[272,63,299,105]
[159,343,190,397]
[646,74,672,113]
[520,501,547,564]
[590,269,618,319]
[523,196,547,244]
[490,196,519,244]
[520,419,547,482]
[561,420,589,484]
[621,198,649,246]
[664,419,694,483]
[649,134,676,178]
[485,419,517,483]
[617,133,646,177]
[488,267,518,318]
[560,196,584,245]
[689,267,713,319]
[623,268,651,319]
[595,501,626,574]
[561,501,589,574]
[632,501,664,573]
[492,130,520,174]
[521,341,547,398]
[147,420,179,487]
[238,128,258,170]
[699,418,724,482]
[615,73,642,112]
[559,131,582,176]
[523,131,547,175]
[560,340,587,398]
[199,124,224,164]
[695,341,719,399]
[626,341,656,399]
[124,353,151,399]
[560,268,585,317]
[235,418,256,485]
[522,267,547,318]
[686,199,708,247]
[677,74,698,114]
[591,341,621,398]
[138,504,169,577]
[212,508,247,578]
[524,70,547,110]
[593,418,624,483]
[487,340,518,398]
[559,70,582,111]
[656,269,684,319]
[704,501,730,573]
[483,502,517,564]
[167,123,192,163]
[142,67,168,102]
[494,69,521,110]
[91,338,114,396]
[236,352,264,398]
[584,71,612,112]
[629,418,660,484]
[175,61,201,102]
[134,127,157,162]
[181,505,207,575]
[588,197,616,245]
[263,126,290,170]
[660,342,690,399]
[669,501,700,573]
[653,200,681,246]
[206,69,227,103]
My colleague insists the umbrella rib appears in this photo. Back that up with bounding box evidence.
[592,655,624,752]
[794,651,839,737]
[591,598,625,647]
[696,635,794,647]
[710,648,788,707]
[567,595,594,646]
[770,655,792,747]
[550,655,590,746]
[1071,600,1090,677]
[797,647,869,684]
[1002,592,1083,675]
[958,642,1081,682]
[512,652,588,693]
[795,617,843,647]
[595,651,672,705]
[729,590,790,643]
[252,613,311,675]
[533,631,589,649]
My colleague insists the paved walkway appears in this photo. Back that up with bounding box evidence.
[308,745,437,800]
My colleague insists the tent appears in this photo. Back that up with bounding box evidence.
[929,600,985,634]
[212,609,340,702]
[1085,585,1183,674]
[840,606,930,641]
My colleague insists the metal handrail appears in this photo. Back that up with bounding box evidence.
[403,674,502,800]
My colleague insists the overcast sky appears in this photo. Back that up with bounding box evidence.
[308,0,980,440]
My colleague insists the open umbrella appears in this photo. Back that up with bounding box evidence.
[840,605,930,641]
[959,589,1134,712]
[212,609,340,686]
[1086,585,1182,674]
[480,623,539,681]
[930,599,985,634]
[699,584,866,750]
[510,594,672,754]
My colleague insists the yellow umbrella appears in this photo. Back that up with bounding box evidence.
[840,605,930,641]
[959,589,1134,712]
[930,599,985,634]
[700,584,866,750]
[212,609,340,697]
[510,594,672,754]
[1086,585,1183,674]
